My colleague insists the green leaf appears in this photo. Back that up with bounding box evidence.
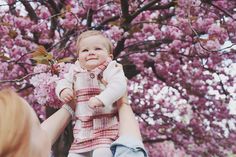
[30,45,54,65]
[0,52,10,61]
[57,57,74,63]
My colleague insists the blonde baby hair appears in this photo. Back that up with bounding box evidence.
[76,30,113,54]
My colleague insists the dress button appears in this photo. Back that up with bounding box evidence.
[90,73,95,79]
[97,74,102,80]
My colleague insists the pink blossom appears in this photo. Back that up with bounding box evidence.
[1,1,236,156]
[204,39,221,51]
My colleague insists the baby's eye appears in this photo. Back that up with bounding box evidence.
[81,49,88,52]
[95,47,102,50]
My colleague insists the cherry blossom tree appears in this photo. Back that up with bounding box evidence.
[0,0,236,157]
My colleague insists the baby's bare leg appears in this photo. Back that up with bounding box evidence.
[92,147,112,157]
[68,152,92,157]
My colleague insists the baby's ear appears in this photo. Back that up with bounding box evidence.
[109,54,113,59]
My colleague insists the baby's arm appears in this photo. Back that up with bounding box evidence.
[94,61,127,109]
[55,65,75,103]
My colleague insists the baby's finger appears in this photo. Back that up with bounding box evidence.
[68,94,74,100]
[66,95,72,101]
[62,98,68,103]
[63,96,70,102]
[64,93,71,98]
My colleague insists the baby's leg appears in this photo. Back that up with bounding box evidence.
[92,147,113,157]
[68,152,92,157]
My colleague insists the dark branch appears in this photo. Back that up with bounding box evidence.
[17,83,34,93]
[120,0,130,19]
[44,1,60,38]
[124,39,172,52]
[20,0,38,22]
[59,29,76,50]
[47,0,60,13]
[148,1,176,10]
[87,9,94,28]
[0,72,43,84]
[130,0,160,22]
[20,0,40,43]
[96,15,120,30]
[114,38,126,58]
[143,137,172,143]
[114,0,160,57]
[203,0,235,19]
[145,60,166,82]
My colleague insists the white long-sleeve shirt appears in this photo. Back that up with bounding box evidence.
[55,60,127,109]
[55,60,127,153]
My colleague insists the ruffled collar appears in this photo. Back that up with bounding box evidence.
[74,57,112,75]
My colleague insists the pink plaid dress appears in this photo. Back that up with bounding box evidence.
[56,58,127,153]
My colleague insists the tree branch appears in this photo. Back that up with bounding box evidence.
[58,29,77,50]
[145,60,166,82]
[43,1,60,39]
[148,1,176,10]
[17,83,34,93]
[20,0,38,22]
[0,72,43,83]
[87,9,94,28]
[20,0,40,43]
[114,0,160,57]
[206,1,235,19]
[143,136,172,143]
[120,0,130,19]
[130,0,160,22]
[96,15,120,30]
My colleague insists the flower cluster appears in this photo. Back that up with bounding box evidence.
[1,0,236,156]
[30,63,72,108]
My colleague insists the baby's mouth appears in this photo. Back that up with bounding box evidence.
[86,57,97,61]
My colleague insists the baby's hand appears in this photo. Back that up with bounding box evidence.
[88,97,104,109]
[60,88,74,103]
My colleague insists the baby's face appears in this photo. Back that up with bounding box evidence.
[78,35,112,71]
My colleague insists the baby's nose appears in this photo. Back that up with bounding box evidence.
[88,50,95,55]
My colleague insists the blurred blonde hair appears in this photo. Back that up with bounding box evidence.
[76,30,113,54]
[0,89,32,157]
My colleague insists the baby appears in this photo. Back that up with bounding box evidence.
[56,30,127,157]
